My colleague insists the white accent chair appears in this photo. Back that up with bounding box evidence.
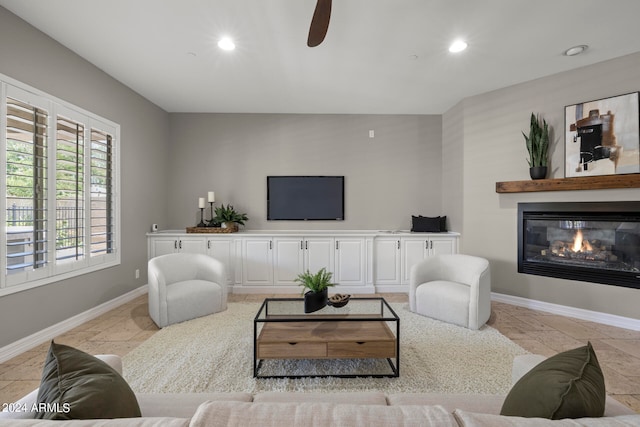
[409,254,491,330]
[148,253,227,328]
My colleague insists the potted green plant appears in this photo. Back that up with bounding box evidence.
[295,267,335,313]
[213,204,248,231]
[523,112,550,179]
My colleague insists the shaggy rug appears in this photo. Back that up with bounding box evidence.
[122,302,528,395]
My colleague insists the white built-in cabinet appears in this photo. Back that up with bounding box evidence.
[400,236,458,284]
[206,238,235,285]
[150,236,206,257]
[273,237,335,286]
[334,238,369,287]
[147,230,459,293]
[242,238,273,285]
[374,237,402,286]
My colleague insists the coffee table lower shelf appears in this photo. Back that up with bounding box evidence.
[253,320,399,379]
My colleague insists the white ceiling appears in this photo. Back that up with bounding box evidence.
[2,0,640,114]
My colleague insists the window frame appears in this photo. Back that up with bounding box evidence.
[1,74,121,297]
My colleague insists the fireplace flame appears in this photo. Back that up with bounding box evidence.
[572,230,583,252]
[571,230,593,252]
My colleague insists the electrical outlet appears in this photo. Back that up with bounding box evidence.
[135,269,140,279]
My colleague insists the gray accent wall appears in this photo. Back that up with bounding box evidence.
[443,52,640,320]
[167,113,443,231]
[0,7,170,347]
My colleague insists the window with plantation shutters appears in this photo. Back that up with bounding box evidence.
[1,77,120,295]
[90,128,114,257]
[5,96,49,278]
[56,115,85,264]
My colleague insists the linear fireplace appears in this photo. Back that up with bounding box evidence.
[518,202,640,289]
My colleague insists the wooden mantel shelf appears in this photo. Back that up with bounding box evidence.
[496,174,640,193]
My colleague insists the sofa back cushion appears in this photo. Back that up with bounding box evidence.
[454,410,640,427]
[189,401,457,427]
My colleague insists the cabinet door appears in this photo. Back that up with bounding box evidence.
[150,237,178,258]
[374,238,401,285]
[178,237,206,254]
[334,238,365,286]
[429,236,457,256]
[304,238,335,275]
[401,238,428,284]
[242,239,273,285]
[273,238,304,285]
[207,238,234,285]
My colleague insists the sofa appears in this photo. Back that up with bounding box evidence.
[1,352,638,426]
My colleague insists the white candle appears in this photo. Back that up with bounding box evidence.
[198,197,205,208]
[208,191,215,202]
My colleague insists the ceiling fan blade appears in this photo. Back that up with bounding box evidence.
[307,0,331,47]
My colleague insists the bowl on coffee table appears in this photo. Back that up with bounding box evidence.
[328,293,350,308]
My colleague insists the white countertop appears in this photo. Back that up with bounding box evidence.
[147,229,460,237]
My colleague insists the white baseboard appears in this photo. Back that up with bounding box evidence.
[0,285,148,364]
[492,292,640,331]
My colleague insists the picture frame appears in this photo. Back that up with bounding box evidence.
[564,92,640,178]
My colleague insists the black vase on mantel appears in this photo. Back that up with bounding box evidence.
[304,288,328,313]
[529,166,547,180]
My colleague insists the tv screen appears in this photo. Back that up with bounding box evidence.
[267,176,344,220]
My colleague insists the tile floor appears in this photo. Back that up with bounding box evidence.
[0,292,638,413]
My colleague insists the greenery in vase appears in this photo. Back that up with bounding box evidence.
[213,203,248,226]
[523,112,550,167]
[295,267,335,294]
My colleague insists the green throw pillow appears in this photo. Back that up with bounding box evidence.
[500,342,605,419]
[35,341,141,420]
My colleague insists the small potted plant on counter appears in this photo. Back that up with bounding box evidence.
[213,204,248,231]
[295,267,335,313]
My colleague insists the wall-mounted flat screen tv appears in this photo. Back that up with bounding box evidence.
[267,176,344,220]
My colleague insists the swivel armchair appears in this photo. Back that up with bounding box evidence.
[148,253,227,328]
[409,254,491,330]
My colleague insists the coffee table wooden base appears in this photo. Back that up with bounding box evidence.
[254,319,399,378]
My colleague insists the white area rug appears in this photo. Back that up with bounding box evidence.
[123,302,528,395]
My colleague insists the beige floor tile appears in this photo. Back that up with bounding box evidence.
[601,338,640,357]
[0,363,43,382]
[509,339,557,357]
[0,380,40,403]
[536,316,609,340]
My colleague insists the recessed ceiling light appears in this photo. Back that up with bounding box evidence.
[449,40,468,53]
[217,37,236,51]
[564,45,588,56]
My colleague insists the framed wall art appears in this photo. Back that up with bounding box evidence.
[564,92,640,178]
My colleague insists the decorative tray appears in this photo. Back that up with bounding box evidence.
[186,227,236,234]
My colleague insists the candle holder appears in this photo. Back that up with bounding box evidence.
[206,202,216,227]
[197,208,206,227]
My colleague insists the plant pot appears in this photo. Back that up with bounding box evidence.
[529,166,547,180]
[220,222,238,232]
[304,288,328,313]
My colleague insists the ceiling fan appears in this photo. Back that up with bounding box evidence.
[307,0,331,47]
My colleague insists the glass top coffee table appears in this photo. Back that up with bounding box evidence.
[253,297,399,378]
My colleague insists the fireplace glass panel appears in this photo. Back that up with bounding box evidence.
[524,219,640,273]
[518,202,640,289]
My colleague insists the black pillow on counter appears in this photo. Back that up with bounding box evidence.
[411,215,447,232]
